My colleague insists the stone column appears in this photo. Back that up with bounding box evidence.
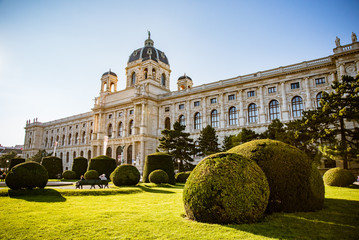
[132,141,136,165]
[339,64,345,77]
[281,82,289,121]
[186,100,191,130]
[356,61,359,74]
[140,103,146,134]
[202,97,207,127]
[219,93,225,128]
[304,77,312,110]
[123,109,127,137]
[238,90,245,126]
[258,86,266,123]
[140,140,145,172]
[171,103,175,128]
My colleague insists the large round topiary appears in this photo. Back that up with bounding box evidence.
[149,169,169,184]
[88,155,116,178]
[143,152,175,185]
[323,167,355,187]
[62,170,77,179]
[110,164,140,186]
[9,158,25,170]
[84,170,99,180]
[5,161,48,190]
[41,156,63,179]
[71,157,88,179]
[228,139,313,213]
[183,152,269,224]
[175,171,191,183]
[306,163,325,211]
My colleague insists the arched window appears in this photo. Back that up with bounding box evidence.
[144,68,148,79]
[152,68,156,78]
[106,147,112,158]
[211,110,218,128]
[56,135,59,144]
[161,74,166,87]
[116,146,123,163]
[179,115,186,126]
[80,151,84,157]
[88,150,91,160]
[118,122,123,137]
[129,120,134,135]
[194,112,201,130]
[60,152,63,160]
[66,152,69,163]
[229,107,237,125]
[75,132,79,144]
[29,138,32,148]
[292,96,303,118]
[269,100,280,120]
[165,117,171,129]
[73,151,76,159]
[127,145,133,164]
[45,137,48,148]
[50,137,53,147]
[248,103,258,123]
[316,92,322,108]
[108,124,112,138]
[82,132,86,144]
[131,72,136,85]
[110,83,115,92]
[68,134,72,145]
[103,82,107,91]
[62,135,65,146]
[89,130,93,140]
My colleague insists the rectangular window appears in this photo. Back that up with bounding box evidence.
[291,82,300,89]
[268,87,276,94]
[129,110,134,115]
[179,104,184,110]
[108,114,112,119]
[210,98,217,104]
[315,77,325,85]
[194,101,200,107]
[118,112,123,117]
[247,91,255,97]
[228,94,235,101]
[165,107,170,112]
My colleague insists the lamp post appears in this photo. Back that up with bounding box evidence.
[177,159,181,173]
[6,160,9,172]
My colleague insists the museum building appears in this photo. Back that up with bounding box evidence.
[23,33,359,172]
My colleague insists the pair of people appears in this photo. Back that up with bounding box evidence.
[79,174,107,180]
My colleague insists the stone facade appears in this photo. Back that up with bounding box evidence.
[23,34,359,172]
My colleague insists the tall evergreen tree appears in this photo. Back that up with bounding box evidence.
[221,135,234,151]
[27,149,51,163]
[231,128,259,147]
[158,121,196,171]
[197,125,219,156]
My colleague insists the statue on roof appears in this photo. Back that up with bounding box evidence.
[148,30,151,39]
[352,32,357,43]
[335,36,341,47]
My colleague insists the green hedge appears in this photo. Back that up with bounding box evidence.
[306,163,325,211]
[72,157,88,179]
[62,170,77,179]
[323,167,355,187]
[228,139,313,213]
[143,152,175,185]
[183,152,269,224]
[87,155,116,179]
[110,164,140,186]
[149,169,169,184]
[9,158,25,170]
[84,170,99,180]
[175,171,191,183]
[5,161,48,190]
[41,156,63,179]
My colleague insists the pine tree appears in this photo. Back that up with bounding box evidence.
[158,121,196,171]
[27,149,51,163]
[221,135,234,151]
[197,125,219,156]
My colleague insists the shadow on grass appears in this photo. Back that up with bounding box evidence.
[224,198,359,239]
[60,188,142,196]
[137,185,176,194]
[345,184,359,189]
[8,189,66,202]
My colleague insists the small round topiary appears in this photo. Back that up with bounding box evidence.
[143,152,175,185]
[84,170,99,180]
[110,164,140,186]
[183,152,269,224]
[323,167,355,187]
[228,139,312,213]
[5,161,48,190]
[175,171,191,183]
[149,169,169,184]
[62,170,77,179]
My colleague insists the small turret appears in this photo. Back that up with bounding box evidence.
[177,74,193,91]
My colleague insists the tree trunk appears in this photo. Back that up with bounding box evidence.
[339,116,348,169]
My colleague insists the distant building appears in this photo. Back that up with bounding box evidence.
[0,145,23,157]
[23,33,359,171]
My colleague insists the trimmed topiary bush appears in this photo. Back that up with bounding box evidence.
[9,158,25,170]
[183,152,269,224]
[41,156,63,179]
[72,157,88,179]
[175,171,191,183]
[110,164,140,186]
[143,152,175,185]
[149,169,169,184]
[228,139,312,213]
[306,163,325,211]
[323,167,355,187]
[62,170,77,179]
[84,170,99,180]
[88,155,116,178]
[5,161,48,190]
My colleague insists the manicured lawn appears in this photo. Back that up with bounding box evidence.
[0,184,358,239]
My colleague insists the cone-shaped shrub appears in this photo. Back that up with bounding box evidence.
[143,152,175,184]
[183,152,269,224]
[323,167,355,187]
[110,164,140,186]
[84,170,99,180]
[62,170,77,179]
[9,158,25,170]
[228,139,313,213]
[41,156,63,179]
[149,169,169,184]
[5,161,48,190]
[88,155,116,178]
[72,157,88,179]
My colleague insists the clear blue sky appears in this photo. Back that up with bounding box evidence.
[0,0,358,146]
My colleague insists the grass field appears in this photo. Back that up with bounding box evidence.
[0,183,358,240]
